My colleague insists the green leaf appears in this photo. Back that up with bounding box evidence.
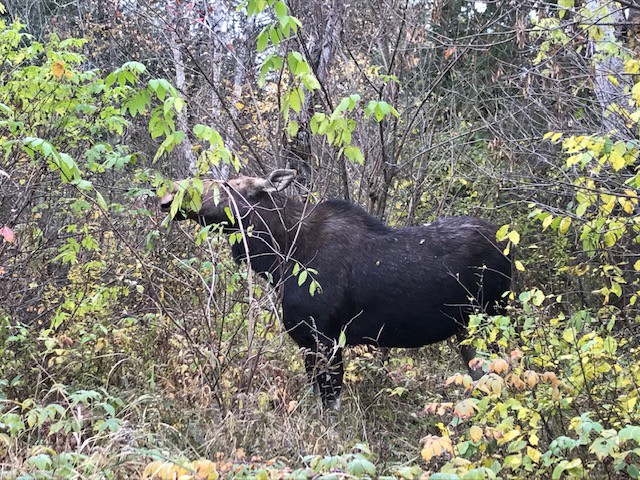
[301,73,320,90]
[170,188,185,219]
[287,52,309,75]
[102,403,116,417]
[269,26,281,48]
[224,206,235,224]
[289,87,304,113]
[610,281,622,298]
[192,177,203,194]
[95,191,108,210]
[257,29,269,52]
[575,202,588,217]
[28,454,52,470]
[274,1,287,19]
[286,120,299,137]
[343,146,364,165]
[619,426,640,443]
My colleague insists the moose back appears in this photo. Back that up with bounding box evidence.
[159,169,511,407]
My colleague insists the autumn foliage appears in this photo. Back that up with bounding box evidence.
[0,0,639,478]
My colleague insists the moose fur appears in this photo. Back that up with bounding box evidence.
[159,169,511,407]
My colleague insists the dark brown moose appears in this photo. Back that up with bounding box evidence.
[159,169,511,408]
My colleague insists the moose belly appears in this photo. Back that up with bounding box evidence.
[344,303,467,348]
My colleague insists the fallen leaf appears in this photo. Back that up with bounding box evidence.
[0,226,15,243]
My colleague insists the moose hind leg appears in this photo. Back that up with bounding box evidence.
[304,344,344,409]
[456,332,483,381]
[304,348,320,395]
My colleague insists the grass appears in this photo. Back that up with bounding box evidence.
[0,335,470,478]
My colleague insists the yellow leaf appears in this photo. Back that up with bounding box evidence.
[609,151,625,171]
[600,194,616,215]
[625,59,640,74]
[507,230,520,245]
[542,215,553,231]
[192,460,219,480]
[421,442,434,463]
[634,259,640,271]
[620,198,634,214]
[95,338,106,352]
[52,61,65,79]
[558,216,571,235]
[510,374,526,390]
[527,446,541,463]
[515,260,525,271]
[469,425,483,442]
[495,224,510,241]
[445,372,464,386]
[575,202,588,217]
[421,435,453,463]
[142,461,190,480]
[566,154,581,167]
[632,82,640,104]
[610,281,622,298]
[235,102,245,110]
[499,429,522,445]
[529,432,540,446]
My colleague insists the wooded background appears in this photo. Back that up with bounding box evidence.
[1,0,639,478]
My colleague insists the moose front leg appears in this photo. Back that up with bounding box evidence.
[303,343,344,409]
[456,331,483,381]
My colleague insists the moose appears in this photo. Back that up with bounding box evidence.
[159,169,511,408]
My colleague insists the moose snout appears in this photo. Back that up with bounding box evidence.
[158,192,175,211]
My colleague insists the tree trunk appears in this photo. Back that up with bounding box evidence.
[170,27,198,175]
[587,0,636,141]
[288,0,345,194]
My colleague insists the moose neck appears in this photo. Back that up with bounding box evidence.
[231,195,304,283]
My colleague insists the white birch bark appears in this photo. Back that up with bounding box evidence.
[587,1,635,140]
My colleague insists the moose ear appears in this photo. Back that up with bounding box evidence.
[260,169,296,193]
